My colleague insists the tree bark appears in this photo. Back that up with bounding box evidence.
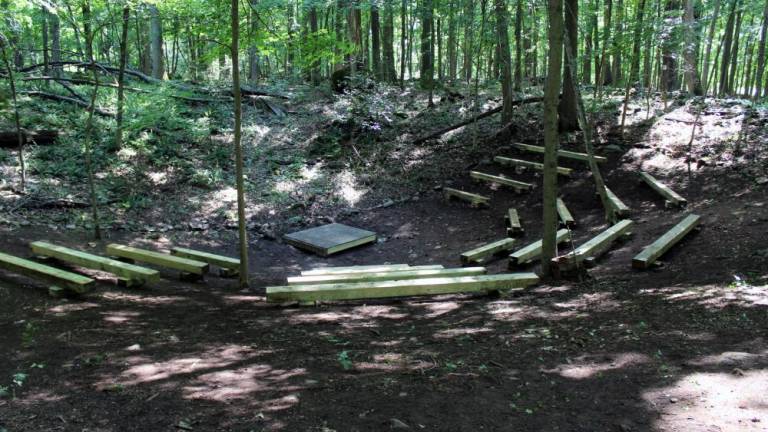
[727,7,743,94]
[115,5,130,151]
[231,0,250,288]
[701,0,720,94]
[0,40,25,191]
[494,0,514,123]
[718,0,737,96]
[682,0,702,94]
[49,7,62,78]
[371,2,382,79]
[558,0,579,131]
[420,0,434,91]
[82,0,103,240]
[755,0,768,99]
[541,0,563,277]
[149,4,164,79]
[661,0,681,94]
[382,0,397,81]
[448,0,457,81]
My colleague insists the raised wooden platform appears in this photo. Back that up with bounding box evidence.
[553,220,634,271]
[288,267,486,285]
[301,264,442,276]
[266,273,540,303]
[494,156,573,176]
[460,238,516,265]
[284,223,377,257]
[513,142,608,163]
[443,187,490,207]
[639,172,687,207]
[30,241,159,286]
[632,214,700,269]
[0,251,95,294]
[508,229,571,267]
[170,247,240,276]
[505,208,524,236]
[107,244,209,275]
[557,198,575,227]
[469,171,533,193]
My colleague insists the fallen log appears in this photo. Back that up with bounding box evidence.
[413,95,545,144]
[20,91,115,117]
[0,130,59,148]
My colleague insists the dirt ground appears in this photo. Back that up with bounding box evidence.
[1,97,767,431]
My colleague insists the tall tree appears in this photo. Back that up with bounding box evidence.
[661,0,681,93]
[49,5,61,77]
[115,5,129,151]
[755,0,768,99]
[718,0,737,95]
[371,1,382,78]
[494,0,514,123]
[382,0,397,80]
[0,35,25,191]
[701,0,721,94]
[448,0,457,81]
[541,0,564,277]
[231,0,250,288]
[82,0,102,240]
[682,0,702,94]
[558,0,579,130]
[420,0,434,92]
[514,0,522,90]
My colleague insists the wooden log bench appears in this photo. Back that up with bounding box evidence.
[508,229,571,267]
[604,187,631,218]
[632,214,701,269]
[553,220,634,272]
[29,241,159,287]
[512,142,608,163]
[639,172,687,207]
[460,238,517,265]
[106,244,209,281]
[288,267,485,285]
[266,273,540,303]
[505,208,524,236]
[494,156,573,176]
[0,251,95,296]
[301,264,442,276]
[557,198,575,227]
[443,187,490,207]
[469,171,533,193]
[170,247,240,277]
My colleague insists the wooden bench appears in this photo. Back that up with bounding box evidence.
[639,172,687,207]
[30,241,159,287]
[288,267,485,285]
[513,142,608,163]
[604,187,630,218]
[443,187,490,207]
[460,238,517,265]
[301,264,442,276]
[0,251,95,295]
[505,208,524,236]
[494,156,573,176]
[267,273,540,303]
[469,171,533,193]
[557,198,575,227]
[170,247,241,277]
[553,220,634,271]
[508,229,571,267]
[106,244,209,280]
[632,214,700,269]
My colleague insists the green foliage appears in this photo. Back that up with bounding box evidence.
[337,350,353,370]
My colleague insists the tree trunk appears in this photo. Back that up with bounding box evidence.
[383,0,397,81]
[629,0,645,83]
[0,40,25,191]
[248,0,261,82]
[371,3,381,79]
[661,0,681,94]
[400,0,407,84]
[49,8,61,77]
[420,0,434,92]
[149,4,164,79]
[115,5,130,151]
[231,0,250,288]
[558,0,579,131]
[348,1,362,73]
[82,0,103,240]
[727,7,743,94]
[701,0,721,94]
[494,0,514,123]
[448,0,457,81]
[718,0,737,96]
[541,0,564,277]
[583,2,593,85]
[514,0,523,90]
[309,5,320,85]
[42,7,49,78]
[682,0,702,94]
[755,0,768,99]
[463,0,474,83]
[611,0,623,84]
[596,0,612,95]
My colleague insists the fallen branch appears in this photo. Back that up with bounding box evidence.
[20,91,115,117]
[413,95,545,144]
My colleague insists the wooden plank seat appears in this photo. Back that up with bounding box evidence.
[469,171,533,193]
[632,214,701,269]
[30,241,159,287]
[494,156,573,176]
[443,187,490,207]
[639,172,687,207]
[170,247,240,277]
[0,251,95,295]
[508,229,571,267]
[460,238,516,265]
[557,198,575,227]
[266,273,540,303]
[106,244,209,279]
[605,187,631,218]
[553,220,634,271]
[505,208,524,236]
[288,267,485,285]
[300,264,442,276]
[512,142,608,163]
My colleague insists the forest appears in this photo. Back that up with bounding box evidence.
[0,0,767,430]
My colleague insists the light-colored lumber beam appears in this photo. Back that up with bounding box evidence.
[30,241,159,285]
[605,187,631,218]
[266,273,540,303]
[508,229,571,267]
[557,198,575,227]
[554,220,634,270]
[469,171,533,193]
[107,244,209,275]
[301,264,441,276]
[288,267,485,285]
[170,247,240,270]
[461,238,516,265]
[494,156,573,176]
[0,251,95,294]
[513,142,608,163]
[632,214,701,269]
[505,208,524,236]
[639,172,687,207]
[443,187,490,207]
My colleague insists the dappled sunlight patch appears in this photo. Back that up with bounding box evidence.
[639,281,768,309]
[12,390,66,406]
[284,305,408,325]
[485,300,584,322]
[354,353,434,373]
[644,369,768,431]
[184,365,305,403]
[686,350,768,369]
[100,291,188,306]
[409,301,462,318]
[544,352,650,380]
[115,344,268,386]
[433,326,492,339]
[552,291,626,313]
[101,310,142,324]
[48,302,100,315]
[333,169,367,206]
[222,295,266,305]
